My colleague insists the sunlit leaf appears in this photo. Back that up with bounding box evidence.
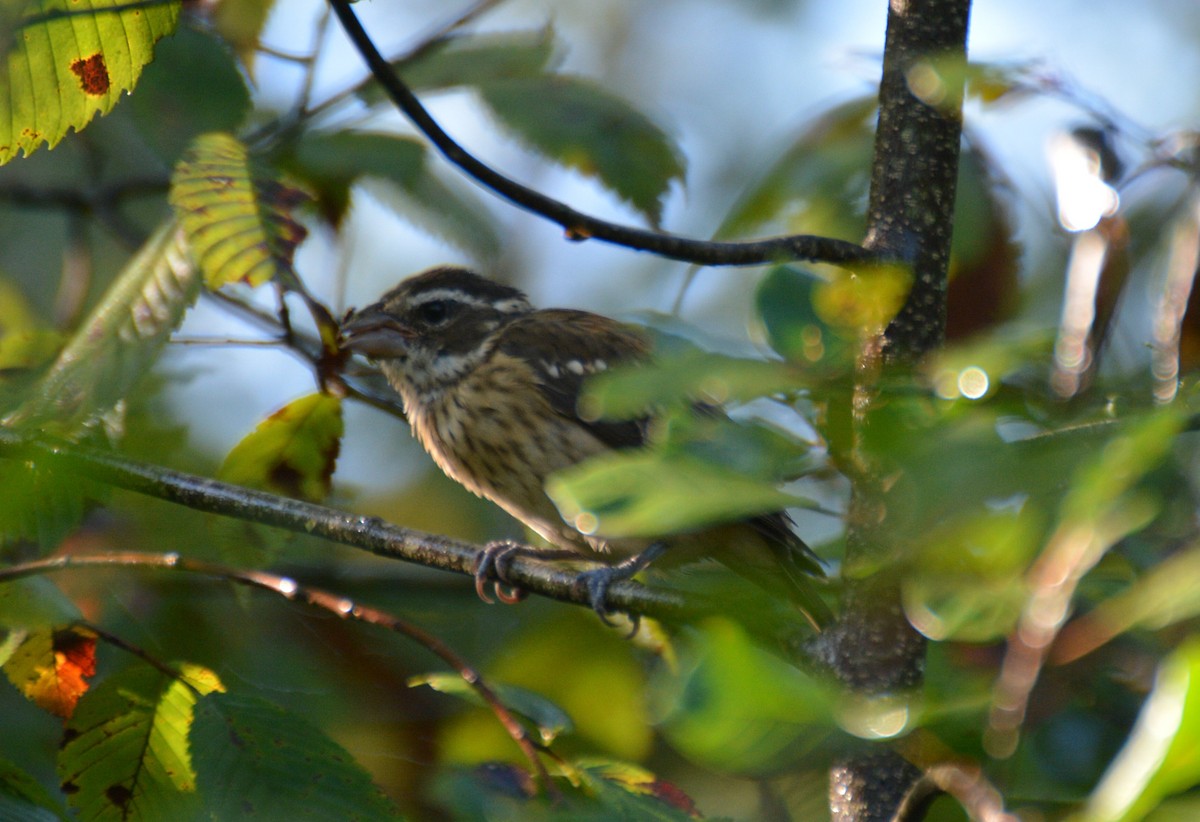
[190,691,402,820]
[410,672,574,743]
[754,265,853,368]
[1083,638,1200,822]
[575,759,699,821]
[210,0,278,73]
[288,131,500,258]
[57,662,222,820]
[813,264,912,337]
[3,220,200,430]
[3,626,96,718]
[581,346,802,421]
[392,28,556,92]
[0,758,68,822]
[548,450,803,539]
[218,392,343,502]
[170,132,309,289]
[655,618,835,774]
[0,0,181,164]
[479,76,685,226]
[129,26,251,163]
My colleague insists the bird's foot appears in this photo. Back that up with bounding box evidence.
[574,543,667,636]
[473,542,578,604]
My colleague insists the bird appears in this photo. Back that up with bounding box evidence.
[339,266,830,627]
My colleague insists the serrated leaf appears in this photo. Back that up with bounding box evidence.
[289,131,499,258]
[410,672,574,743]
[548,450,802,539]
[1083,638,1200,822]
[0,758,69,822]
[57,663,222,821]
[2,220,200,431]
[396,28,555,91]
[3,626,95,718]
[0,577,81,630]
[478,76,685,225]
[170,132,309,289]
[0,459,91,549]
[190,691,402,821]
[0,0,181,164]
[218,392,343,502]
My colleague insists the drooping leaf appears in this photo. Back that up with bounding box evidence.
[170,132,309,289]
[0,758,69,822]
[288,131,500,258]
[218,392,343,503]
[478,76,685,226]
[129,26,251,164]
[410,672,574,744]
[0,0,181,164]
[190,691,402,820]
[2,220,200,430]
[390,28,556,93]
[548,450,805,539]
[1083,638,1200,822]
[57,662,222,820]
[2,626,96,718]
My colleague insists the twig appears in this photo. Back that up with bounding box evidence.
[0,552,557,794]
[326,0,879,269]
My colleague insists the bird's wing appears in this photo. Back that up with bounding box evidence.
[497,309,652,450]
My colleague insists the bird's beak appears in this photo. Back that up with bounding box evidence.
[340,306,415,358]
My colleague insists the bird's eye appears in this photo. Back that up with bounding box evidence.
[415,300,453,326]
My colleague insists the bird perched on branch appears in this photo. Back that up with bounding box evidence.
[340,266,829,627]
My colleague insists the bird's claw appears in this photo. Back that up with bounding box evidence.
[474,540,528,604]
[574,543,667,637]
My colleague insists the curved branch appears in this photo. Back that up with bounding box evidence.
[326,0,878,269]
[0,552,557,794]
[0,430,722,625]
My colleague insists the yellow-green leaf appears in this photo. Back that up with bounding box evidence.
[218,392,343,502]
[0,0,180,164]
[170,132,309,289]
[57,662,223,820]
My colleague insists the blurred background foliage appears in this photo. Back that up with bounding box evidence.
[2,0,1200,819]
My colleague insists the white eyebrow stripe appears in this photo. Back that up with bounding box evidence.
[407,289,489,308]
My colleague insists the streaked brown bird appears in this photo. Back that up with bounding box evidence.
[341,266,829,626]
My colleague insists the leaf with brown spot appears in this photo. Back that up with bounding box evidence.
[2,626,97,719]
[0,0,180,164]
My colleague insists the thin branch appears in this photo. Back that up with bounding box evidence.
[326,0,879,269]
[0,552,557,794]
[0,430,715,625]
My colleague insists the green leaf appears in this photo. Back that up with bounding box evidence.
[288,131,500,258]
[0,758,68,822]
[755,265,851,367]
[0,0,181,164]
[410,672,574,744]
[57,662,223,821]
[3,220,200,431]
[574,759,698,821]
[129,26,251,163]
[580,346,801,421]
[218,392,343,503]
[716,96,875,241]
[0,577,80,630]
[655,618,835,774]
[478,76,685,225]
[548,450,803,539]
[392,28,556,92]
[190,691,402,820]
[1082,638,1200,822]
[170,132,309,289]
[210,0,278,71]
[0,459,91,549]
